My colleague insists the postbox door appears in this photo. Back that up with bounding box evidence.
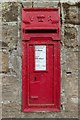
[29,44,54,105]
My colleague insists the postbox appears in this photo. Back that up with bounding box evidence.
[22,8,60,112]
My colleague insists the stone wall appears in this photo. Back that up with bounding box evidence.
[0,0,79,119]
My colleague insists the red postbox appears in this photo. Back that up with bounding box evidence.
[22,8,60,112]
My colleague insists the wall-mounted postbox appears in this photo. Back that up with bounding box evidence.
[22,8,60,112]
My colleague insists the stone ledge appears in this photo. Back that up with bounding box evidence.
[33,1,59,8]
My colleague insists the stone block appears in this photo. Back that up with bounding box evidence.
[0,106,2,120]
[64,25,78,47]
[63,3,80,24]
[9,49,21,78]
[2,2,18,22]
[0,0,17,2]
[21,2,32,8]
[0,51,9,73]
[0,83,2,119]
[2,102,21,118]
[61,47,78,71]
[0,3,2,21]
[34,2,59,8]
[2,75,20,103]
[65,97,78,112]
[2,24,18,49]
[77,25,80,46]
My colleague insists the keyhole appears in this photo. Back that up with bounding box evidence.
[34,77,36,81]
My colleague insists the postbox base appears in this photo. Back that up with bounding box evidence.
[23,108,60,112]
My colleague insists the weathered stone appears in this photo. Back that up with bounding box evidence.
[0,51,9,73]
[21,2,32,8]
[0,3,2,22]
[63,3,80,24]
[2,2,18,22]
[2,75,20,103]
[9,50,21,78]
[0,41,8,49]
[34,2,59,8]
[2,24,18,50]
[0,106,2,120]
[2,102,21,118]
[61,46,78,113]
[0,75,2,119]
[61,47,78,70]
[64,25,78,47]
[65,97,78,112]
[0,0,17,2]
[0,3,2,50]
[77,25,80,46]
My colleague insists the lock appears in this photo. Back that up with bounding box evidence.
[34,77,36,81]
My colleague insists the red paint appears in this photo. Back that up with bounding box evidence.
[22,8,60,112]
